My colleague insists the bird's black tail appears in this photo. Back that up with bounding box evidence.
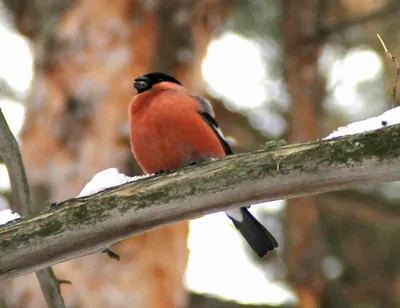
[226,207,278,258]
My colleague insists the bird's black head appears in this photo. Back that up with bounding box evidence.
[134,72,182,93]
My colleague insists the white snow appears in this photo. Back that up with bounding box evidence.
[78,168,141,197]
[325,106,400,139]
[0,209,20,225]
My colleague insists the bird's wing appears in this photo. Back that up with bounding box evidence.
[192,95,233,155]
[192,96,278,257]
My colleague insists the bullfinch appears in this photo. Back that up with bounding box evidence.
[129,72,278,257]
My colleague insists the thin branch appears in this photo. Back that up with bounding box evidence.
[377,34,400,106]
[0,108,66,307]
[103,248,120,261]
[0,109,31,216]
[1,124,400,281]
[35,269,70,308]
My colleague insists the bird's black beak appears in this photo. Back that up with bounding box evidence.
[134,77,150,93]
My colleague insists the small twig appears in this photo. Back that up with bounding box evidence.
[377,34,400,106]
[57,279,72,285]
[103,248,121,261]
[35,269,69,308]
[0,108,67,308]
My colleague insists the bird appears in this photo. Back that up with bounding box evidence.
[128,72,278,257]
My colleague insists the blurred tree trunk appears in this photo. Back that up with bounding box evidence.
[0,1,231,307]
[282,0,326,307]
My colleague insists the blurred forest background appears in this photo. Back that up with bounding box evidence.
[0,0,400,307]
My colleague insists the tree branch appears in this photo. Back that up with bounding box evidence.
[0,109,31,216]
[0,108,66,307]
[1,124,400,281]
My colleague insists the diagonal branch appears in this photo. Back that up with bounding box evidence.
[0,109,31,216]
[0,109,66,307]
[1,124,400,281]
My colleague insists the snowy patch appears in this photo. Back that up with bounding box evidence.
[0,209,20,225]
[325,106,400,139]
[78,168,141,197]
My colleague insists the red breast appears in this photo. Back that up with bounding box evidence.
[129,83,225,174]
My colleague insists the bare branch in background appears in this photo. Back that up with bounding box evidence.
[1,123,400,281]
[377,34,400,106]
[0,109,30,215]
[0,109,67,308]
